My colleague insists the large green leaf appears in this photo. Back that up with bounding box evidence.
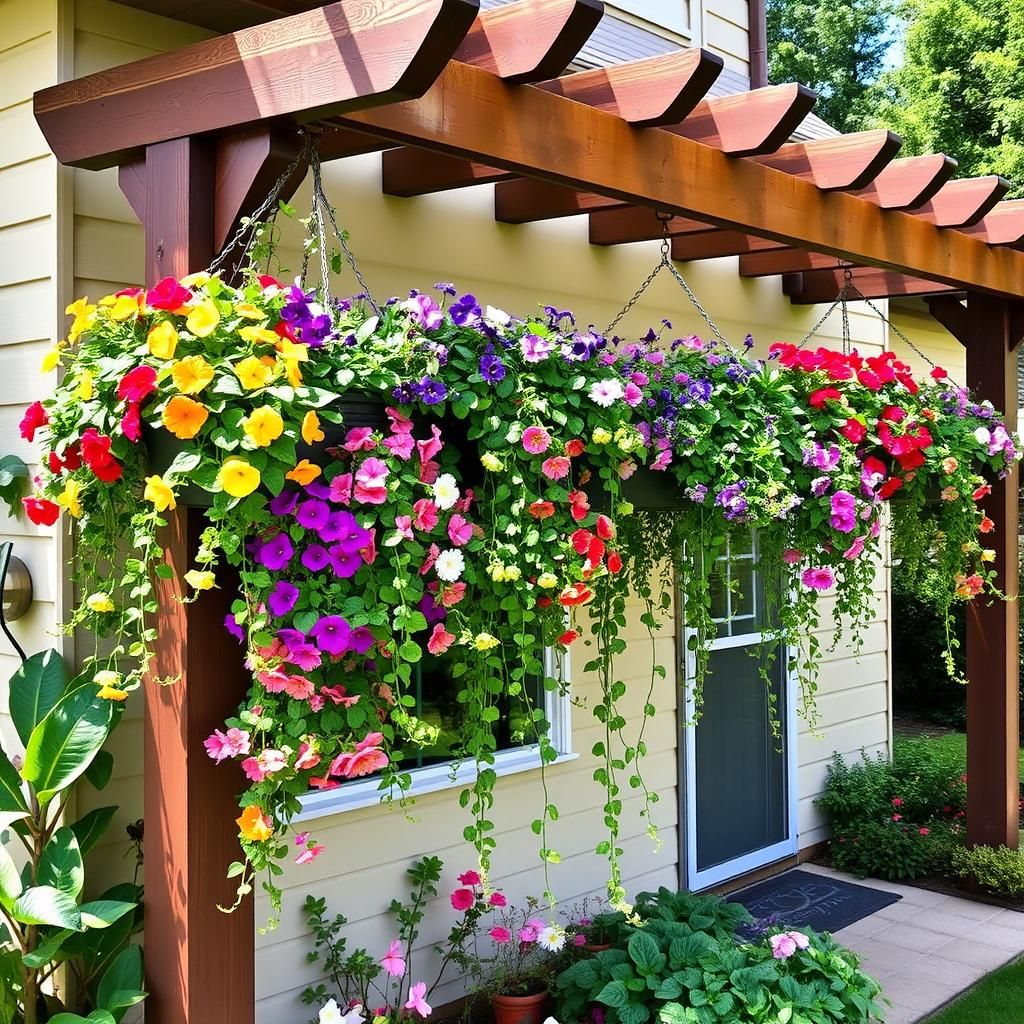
[0,844,21,907]
[79,900,136,930]
[69,806,116,856]
[50,1012,117,1024]
[38,827,84,898]
[12,885,82,930]
[84,750,114,791]
[10,649,68,747]
[97,945,144,1022]
[21,928,74,969]
[22,683,114,808]
[0,749,28,821]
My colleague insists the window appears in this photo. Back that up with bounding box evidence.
[707,531,781,639]
[297,648,574,821]
[610,1,693,38]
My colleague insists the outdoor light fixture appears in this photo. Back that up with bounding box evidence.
[0,541,31,662]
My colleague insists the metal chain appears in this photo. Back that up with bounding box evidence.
[605,213,734,350]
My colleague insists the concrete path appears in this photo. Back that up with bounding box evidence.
[801,864,1024,1022]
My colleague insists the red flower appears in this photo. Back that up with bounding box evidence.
[808,387,843,408]
[258,275,282,289]
[568,490,590,523]
[565,439,585,458]
[839,418,866,443]
[145,276,192,311]
[80,427,122,482]
[450,888,475,912]
[47,452,63,475]
[595,514,615,541]
[896,449,925,472]
[121,402,142,443]
[930,366,948,380]
[536,596,553,609]
[891,797,903,807]
[608,551,623,574]
[856,369,882,391]
[19,401,48,442]
[878,477,903,500]
[23,497,60,526]
[117,365,157,404]
[973,484,992,501]
[880,405,906,423]
[558,584,594,607]
[557,630,578,647]
[528,500,555,520]
[979,515,995,534]
[571,529,593,556]
[585,536,606,568]
[91,460,123,483]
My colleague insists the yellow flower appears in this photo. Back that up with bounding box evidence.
[218,458,261,498]
[234,303,266,320]
[41,346,63,373]
[184,569,216,591]
[76,371,94,400]
[473,632,500,652]
[236,804,272,842]
[147,320,179,360]
[105,294,141,321]
[239,325,280,345]
[186,298,220,338]
[277,338,308,388]
[537,572,558,589]
[243,406,284,448]
[144,474,177,512]
[171,355,215,394]
[162,396,209,440]
[180,271,210,289]
[65,297,96,342]
[480,452,504,472]
[301,410,325,445]
[56,479,82,518]
[94,670,129,702]
[592,427,612,445]
[234,356,275,390]
[981,549,997,563]
[86,593,115,613]
[285,459,321,486]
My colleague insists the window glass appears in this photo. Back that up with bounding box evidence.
[709,532,777,637]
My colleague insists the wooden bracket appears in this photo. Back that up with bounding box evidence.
[925,295,970,347]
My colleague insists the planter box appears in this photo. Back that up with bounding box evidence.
[584,465,685,513]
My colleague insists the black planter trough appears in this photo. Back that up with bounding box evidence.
[583,464,685,513]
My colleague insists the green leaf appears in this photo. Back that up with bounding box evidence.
[78,900,135,930]
[70,806,116,856]
[10,649,68,747]
[21,928,74,969]
[12,886,82,930]
[50,1012,117,1024]
[97,945,144,1021]
[628,930,664,974]
[398,640,422,663]
[23,683,115,808]
[0,843,22,906]
[0,454,28,517]
[0,748,28,822]
[85,750,114,791]
[38,827,84,898]
[596,980,630,1009]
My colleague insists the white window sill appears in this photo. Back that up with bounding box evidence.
[295,747,580,823]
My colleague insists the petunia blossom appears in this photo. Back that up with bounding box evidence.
[381,940,407,977]
[447,514,473,546]
[267,580,300,617]
[427,622,456,655]
[522,426,551,454]
[204,727,251,762]
[310,615,352,656]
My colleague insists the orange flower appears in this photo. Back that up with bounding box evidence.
[286,459,321,485]
[979,515,995,534]
[162,395,209,439]
[236,804,272,842]
[301,410,325,445]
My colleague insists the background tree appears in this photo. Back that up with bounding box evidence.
[766,0,901,132]
[876,0,1024,192]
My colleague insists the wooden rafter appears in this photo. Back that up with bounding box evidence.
[739,250,844,278]
[783,267,957,303]
[915,175,1010,227]
[961,199,1024,245]
[671,231,783,261]
[926,295,969,346]
[848,152,957,209]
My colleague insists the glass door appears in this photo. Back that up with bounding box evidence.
[681,533,798,890]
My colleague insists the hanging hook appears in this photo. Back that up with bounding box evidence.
[656,211,673,265]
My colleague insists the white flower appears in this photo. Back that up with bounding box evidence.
[318,1001,364,1024]
[433,473,459,510]
[538,925,566,952]
[485,305,511,329]
[435,548,465,583]
[974,426,992,445]
[588,379,625,408]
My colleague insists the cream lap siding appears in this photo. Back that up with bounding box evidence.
[704,0,750,76]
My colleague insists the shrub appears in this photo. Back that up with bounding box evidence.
[951,845,1024,899]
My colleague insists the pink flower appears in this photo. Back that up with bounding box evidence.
[295,844,325,865]
[518,925,538,943]
[329,473,353,505]
[522,426,551,454]
[295,742,321,771]
[204,727,251,762]
[241,749,287,782]
[419,459,441,485]
[330,735,389,779]
[892,797,903,807]
[257,668,290,693]
[387,406,414,434]
[360,527,377,565]
[782,549,802,565]
[573,934,587,947]
[354,458,389,505]
[919,827,930,836]
[623,382,643,406]
[413,499,439,532]
[618,459,637,480]
[541,456,571,480]
[381,939,407,977]
[770,931,809,960]
[308,694,325,712]
[801,567,835,592]
[489,926,512,944]
[420,543,440,576]
[394,515,414,541]
[404,981,431,1018]
[447,513,473,546]
[309,776,340,790]
[427,622,456,655]
[417,424,443,464]
[457,870,482,886]
[343,427,377,452]
[450,888,475,911]
[488,892,507,907]
[283,674,315,700]
[384,432,415,460]
[843,536,866,560]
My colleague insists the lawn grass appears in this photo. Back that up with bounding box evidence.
[893,730,1024,779]
[924,956,1024,1022]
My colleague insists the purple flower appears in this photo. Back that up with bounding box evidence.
[325,511,371,552]
[349,626,374,654]
[418,592,447,626]
[715,481,749,522]
[543,304,575,327]
[305,481,332,500]
[405,293,444,331]
[295,498,330,531]
[301,544,330,572]
[309,615,352,656]
[830,490,857,533]
[434,281,457,296]
[811,476,832,497]
[327,544,362,579]
[687,379,713,403]
[520,334,556,363]
[392,382,416,404]
[685,484,708,504]
[802,443,841,473]
[267,580,300,617]
[417,377,447,406]
[449,293,481,327]
[479,352,506,383]
[224,614,245,643]
[278,629,322,671]
[269,489,300,517]
[257,533,294,571]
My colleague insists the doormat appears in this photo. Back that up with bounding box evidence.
[730,869,901,936]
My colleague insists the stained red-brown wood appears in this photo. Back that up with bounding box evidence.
[495,183,625,223]
[848,153,957,210]
[671,231,785,261]
[665,82,817,157]
[454,0,603,84]
[750,130,902,191]
[588,208,716,246]
[964,294,1022,850]
[336,59,1024,295]
[140,137,255,1024]
[33,0,480,169]
[783,267,956,303]
[383,48,723,199]
[960,200,1024,246]
[118,157,147,222]
[915,175,1010,228]
[739,249,845,277]
[926,296,969,346]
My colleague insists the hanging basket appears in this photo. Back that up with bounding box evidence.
[582,463,686,513]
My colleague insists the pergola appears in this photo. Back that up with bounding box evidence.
[31,1,1023,1021]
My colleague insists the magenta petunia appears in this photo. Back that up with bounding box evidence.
[257,533,294,571]
[295,498,330,531]
[301,544,330,572]
[269,489,300,517]
[328,544,362,579]
[309,614,352,656]
[267,580,300,617]
[447,514,473,547]
[349,625,375,654]
[450,888,475,912]
[801,566,835,592]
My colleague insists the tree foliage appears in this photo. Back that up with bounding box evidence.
[766,0,901,132]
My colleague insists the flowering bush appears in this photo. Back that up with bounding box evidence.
[22,260,1018,921]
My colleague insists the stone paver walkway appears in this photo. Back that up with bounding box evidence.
[801,864,1024,1023]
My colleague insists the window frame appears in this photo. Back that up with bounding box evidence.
[296,648,576,822]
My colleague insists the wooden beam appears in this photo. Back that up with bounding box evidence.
[739,249,844,277]
[847,153,957,210]
[453,0,603,85]
[671,231,784,261]
[961,199,1024,246]
[336,59,1024,296]
[965,294,1022,850]
[117,157,146,222]
[588,209,714,246]
[750,129,901,191]
[926,295,969,346]
[383,48,724,198]
[783,267,956,303]
[139,138,255,1024]
[317,124,396,161]
[915,175,1010,228]
[495,182,624,223]
[33,0,480,169]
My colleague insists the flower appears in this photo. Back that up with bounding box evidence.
[296,844,326,865]
[447,513,474,546]
[541,456,571,480]
[146,277,192,312]
[589,379,625,407]
[381,940,407,977]
[186,298,220,337]
[117,365,157,404]
[591,427,612,445]
[489,926,512,944]
[404,982,432,1018]
[435,549,465,583]
[218,458,261,498]
[144,474,177,512]
[184,569,216,591]
[427,622,456,655]
[236,804,273,842]
[450,888,475,911]
[829,490,857,533]
[801,567,835,592]
[480,452,504,472]
[457,869,481,885]
[234,355,275,390]
[522,426,552,454]
[770,931,810,960]
[94,669,130,702]
[171,355,215,394]
[979,515,995,534]
[56,479,82,518]
[839,418,866,443]
[319,1000,364,1024]
[287,459,322,486]
[330,733,389,778]
[473,632,500,652]
[433,473,459,510]
[538,925,566,952]
[809,387,843,408]
[310,615,352,656]
[302,410,325,445]
[24,497,60,526]
[243,406,284,447]
[19,401,48,442]
[86,592,115,613]
[204,727,250,762]
[488,891,507,907]
[162,395,209,439]
[258,533,294,571]
[267,580,300,617]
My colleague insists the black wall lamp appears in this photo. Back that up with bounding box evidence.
[0,541,32,662]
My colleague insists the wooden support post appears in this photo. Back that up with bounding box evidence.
[132,136,256,1024]
[963,294,1023,850]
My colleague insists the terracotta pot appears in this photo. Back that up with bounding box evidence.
[490,989,550,1024]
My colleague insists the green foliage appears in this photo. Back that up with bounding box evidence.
[766,0,902,131]
[951,845,1024,899]
[876,0,1024,194]
[0,456,28,519]
[554,892,884,1024]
